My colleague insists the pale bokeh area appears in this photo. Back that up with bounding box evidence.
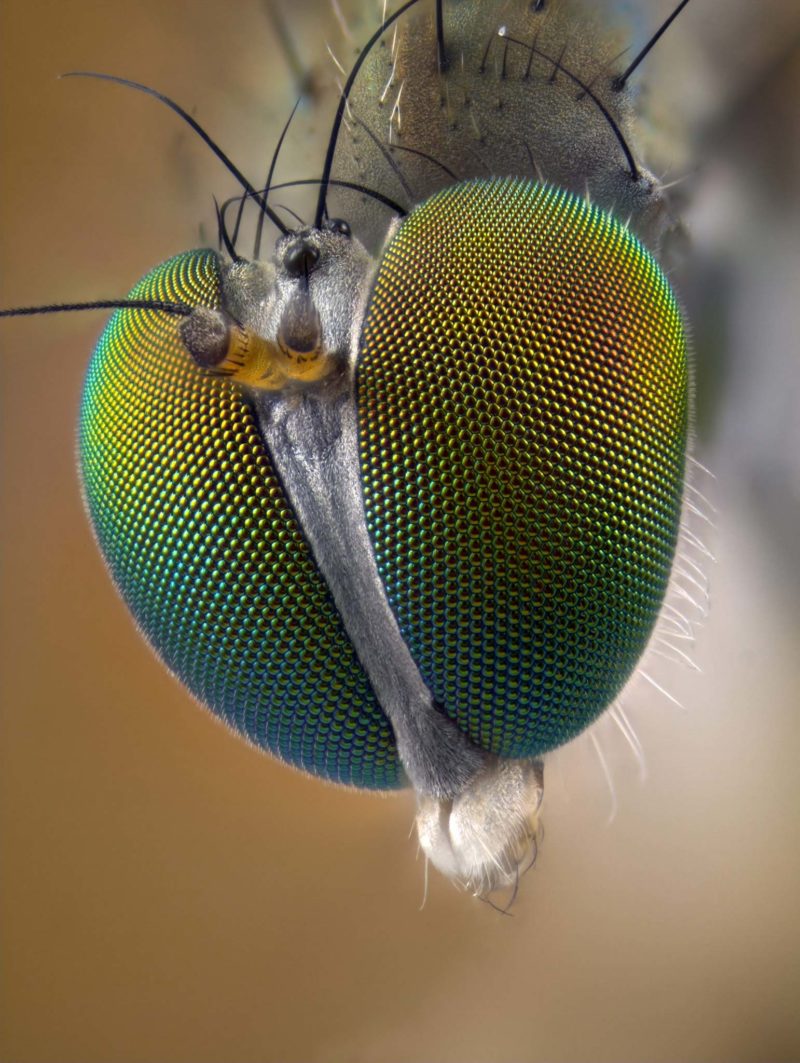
[1,2,798,1061]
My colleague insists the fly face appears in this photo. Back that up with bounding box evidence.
[1,0,791,904]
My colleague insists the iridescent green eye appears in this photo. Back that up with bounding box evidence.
[358,177,689,756]
[78,176,688,792]
[79,249,402,789]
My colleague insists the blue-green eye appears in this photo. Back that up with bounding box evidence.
[357,179,688,757]
[80,249,403,789]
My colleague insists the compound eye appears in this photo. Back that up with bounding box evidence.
[79,249,400,789]
[325,218,352,238]
[357,177,689,758]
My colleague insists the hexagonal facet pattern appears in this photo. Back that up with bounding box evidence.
[358,178,688,757]
[80,250,401,788]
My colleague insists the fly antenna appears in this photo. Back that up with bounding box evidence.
[435,0,448,73]
[213,196,241,261]
[0,299,193,319]
[276,178,406,217]
[315,0,423,228]
[228,190,248,251]
[276,203,308,227]
[612,0,694,91]
[223,178,406,235]
[254,96,302,260]
[61,72,290,237]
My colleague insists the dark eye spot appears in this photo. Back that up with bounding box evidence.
[326,218,352,238]
[283,240,320,278]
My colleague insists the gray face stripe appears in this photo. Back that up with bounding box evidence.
[221,228,488,799]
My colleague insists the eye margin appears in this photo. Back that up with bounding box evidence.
[78,247,405,791]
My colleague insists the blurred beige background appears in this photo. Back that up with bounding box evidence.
[1,2,798,1061]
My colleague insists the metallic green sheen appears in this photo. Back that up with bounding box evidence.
[357,178,689,758]
[79,250,401,788]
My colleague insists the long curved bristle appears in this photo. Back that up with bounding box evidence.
[62,71,290,237]
[315,0,423,228]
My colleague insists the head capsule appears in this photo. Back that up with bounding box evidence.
[179,222,374,393]
[79,173,688,816]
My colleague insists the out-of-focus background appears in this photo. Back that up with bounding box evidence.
[1,2,798,1061]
